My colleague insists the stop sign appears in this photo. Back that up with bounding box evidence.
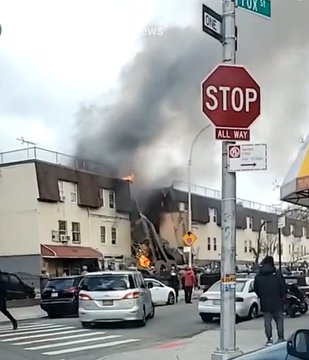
[201,64,260,128]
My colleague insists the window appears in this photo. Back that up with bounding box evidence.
[178,202,187,212]
[301,245,304,256]
[58,220,67,236]
[213,238,217,251]
[99,188,105,207]
[83,274,135,291]
[249,241,252,251]
[246,217,253,230]
[207,237,211,251]
[72,222,81,243]
[289,244,291,255]
[290,224,295,235]
[109,191,115,209]
[208,208,217,223]
[146,280,163,288]
[111,227,117,245]
[70,183,78,203]
[305,246,307,255]
[58,181,65,202]
[302,227,306,238]
[244,240,248,253]
[248,282,254,293]
[100,226,106,244]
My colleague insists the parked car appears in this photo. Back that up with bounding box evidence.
[234,329,309,359]
[78,270,155,327]
[40,275,83,317]
[0,272,35,300]
[198,278,260,322]
[144,278,176,305]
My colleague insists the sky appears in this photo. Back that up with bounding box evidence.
[0,0,308,207]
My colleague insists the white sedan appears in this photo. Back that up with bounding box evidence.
[198,278,260,322]
[144,278,176,305]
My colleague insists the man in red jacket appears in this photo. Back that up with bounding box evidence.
[182,267,196,303]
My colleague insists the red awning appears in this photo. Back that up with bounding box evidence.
[41,244,103,259]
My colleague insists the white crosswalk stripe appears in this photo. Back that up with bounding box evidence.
[0,321,140,356]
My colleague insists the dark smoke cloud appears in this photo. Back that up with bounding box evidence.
[75,0,309,196]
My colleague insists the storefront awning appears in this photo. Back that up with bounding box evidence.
[280,135,309,207]
[41,244,103,259]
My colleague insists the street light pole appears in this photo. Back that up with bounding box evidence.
[187,124,212,267]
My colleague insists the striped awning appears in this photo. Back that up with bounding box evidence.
[280,135,309,207]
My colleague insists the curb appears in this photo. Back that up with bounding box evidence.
[7,299,40,309]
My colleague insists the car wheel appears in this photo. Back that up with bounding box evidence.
[137,309,146,327]
[300,302,308,315]
[200,313,213,322]
[147,302,155,319]
[248,304,258,320]
[81,322,91,328]
[167,292,175,305]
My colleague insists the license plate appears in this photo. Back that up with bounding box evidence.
[102,300,113,306]
[213,300,220,305]
[51,292,58,298]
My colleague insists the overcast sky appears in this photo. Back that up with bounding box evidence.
[0,0,308,207]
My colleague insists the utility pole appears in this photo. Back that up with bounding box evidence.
[212,0,242,358]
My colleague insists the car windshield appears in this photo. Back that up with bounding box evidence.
[208,281,246,293]
[84,275,134,291]
[45,278,75,290]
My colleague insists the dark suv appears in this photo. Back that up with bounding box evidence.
[0,272,35,300]
[40,275,83,318]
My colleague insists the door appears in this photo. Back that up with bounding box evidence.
[149,280,165,304]
[138,275,152,314]
[8,275,25,299]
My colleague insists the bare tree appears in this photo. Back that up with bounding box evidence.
[250,234,278,264]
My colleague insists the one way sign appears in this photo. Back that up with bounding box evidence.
[202,4,238,51]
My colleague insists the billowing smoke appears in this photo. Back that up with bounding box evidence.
[75,0,309,197]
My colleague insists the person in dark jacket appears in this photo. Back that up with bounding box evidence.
[168,265,180,303]
[0,272,17,329]
[254,256,286,345]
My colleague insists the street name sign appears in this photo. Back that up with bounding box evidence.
[202,5,238,50]
[201,64,261,140]
[278,216,286,229]
[227,143,267,172]
[202,4,222,42]
[182,231,197,247]
[236,0,271,19]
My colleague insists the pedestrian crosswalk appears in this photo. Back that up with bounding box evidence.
[0,321,140,356]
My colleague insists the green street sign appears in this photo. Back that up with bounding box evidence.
[237,0,271,19]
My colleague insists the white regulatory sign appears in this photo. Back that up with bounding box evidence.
[203,13,222,37]
[228,143,267,172]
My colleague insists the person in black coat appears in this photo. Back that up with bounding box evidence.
[168,265,180,303]
[254,256,286,345]
[0,272,17,329]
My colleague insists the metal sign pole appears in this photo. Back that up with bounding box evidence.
[212,0,242,358]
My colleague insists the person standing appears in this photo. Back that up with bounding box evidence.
[182,266,196,304]
[0,272,17,329]
[168,265,180,303]
[254,256,287,345]
[81,266,88,275]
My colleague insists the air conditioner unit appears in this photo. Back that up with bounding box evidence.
[60,235,70,243]
[178,202,186,212]
[51,230,59,242]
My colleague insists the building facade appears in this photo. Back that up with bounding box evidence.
[0,147,132,276]
[140,184,309,266]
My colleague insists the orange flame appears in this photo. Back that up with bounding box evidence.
[122,174,135,183]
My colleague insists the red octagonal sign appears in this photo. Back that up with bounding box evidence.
[201,64,260,128]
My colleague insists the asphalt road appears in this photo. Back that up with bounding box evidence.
[0,300,209,360]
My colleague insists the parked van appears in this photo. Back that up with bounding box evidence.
[78,270,155,327]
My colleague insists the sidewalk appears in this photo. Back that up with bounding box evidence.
[0,305,46,323]
[104,315,309,360]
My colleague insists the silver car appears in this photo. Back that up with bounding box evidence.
[78,270,155,327]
